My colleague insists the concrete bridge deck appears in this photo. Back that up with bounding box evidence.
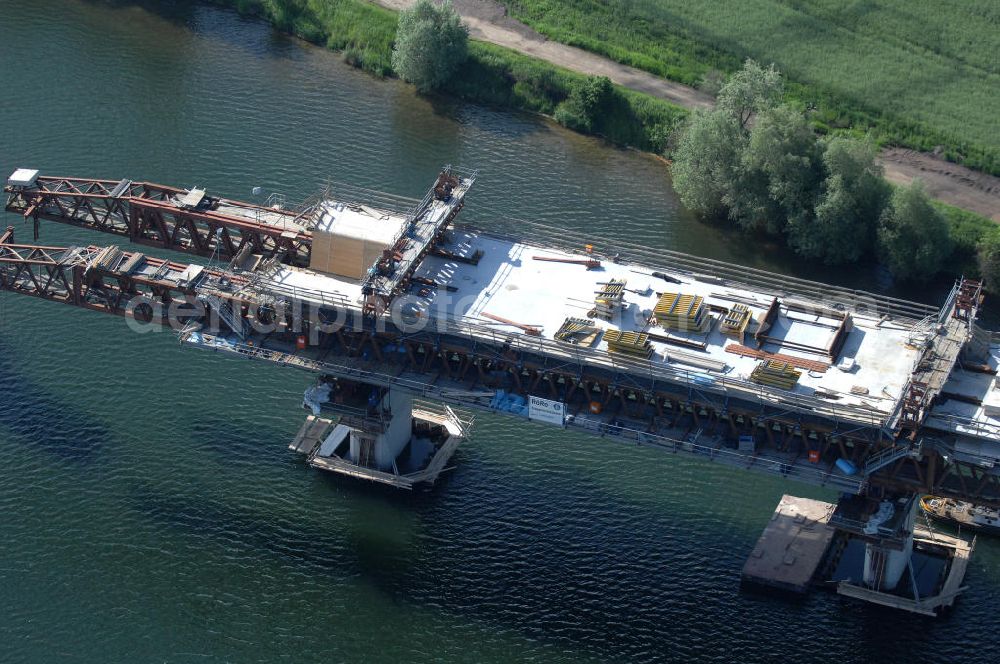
[4,167,999,506]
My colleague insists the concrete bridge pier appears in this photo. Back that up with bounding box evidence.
[347,389,413,471]
[863,496,918,591]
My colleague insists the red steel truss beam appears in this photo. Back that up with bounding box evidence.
[0,225,220,325]
[3,226,1000,506]
[4,176,313,267]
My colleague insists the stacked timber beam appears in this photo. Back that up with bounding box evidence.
[593,279,626,321]
[654,292,711,333]
[554,317,600,346]
[750,360,801,390]
[720,303,751,341]
[604,330,652,358]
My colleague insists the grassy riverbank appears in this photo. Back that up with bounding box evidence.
[214,0,999,285]
[218,0,685,152]
[506,0,1000,177]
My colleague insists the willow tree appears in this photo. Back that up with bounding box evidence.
[978,231,1000,292]
[670,108,746,218]
[877,181,953,281]
[786,137,889,264]
[716,59,783,130]
[734,103,824,233]
[671,59,787,223]
[392,0,468,93]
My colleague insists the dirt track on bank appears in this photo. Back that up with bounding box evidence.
[375,0,1000,220]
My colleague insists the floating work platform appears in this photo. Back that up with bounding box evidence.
[836,527,974,617]
[288,406,469,489]
[746,495,974,615]
[742,495,836,593]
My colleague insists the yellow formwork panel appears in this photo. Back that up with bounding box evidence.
[604,330,653,358]
[750,360,801,390]
[721,303,751,339]
[653,292,710,332]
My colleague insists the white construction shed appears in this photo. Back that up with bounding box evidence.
[310,202,406,280]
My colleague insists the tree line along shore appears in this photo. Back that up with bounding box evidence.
[214,0,1000,289]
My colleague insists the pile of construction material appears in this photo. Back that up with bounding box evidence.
[720,303,751,340]
[554,317,601,346]
[604,330,652,358]
[654,292,711,333]
[725,344,830,372]
[593,279,626,321]
[87,245,124,272]
[750,360,801,390]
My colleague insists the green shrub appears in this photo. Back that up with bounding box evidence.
[877,182,954,282]
[787,137,888,264]
[444,44,685,151]
[978,231,1000,293]
[391,0,468,93]
[670,109,745,218]
[215,0,397,76]
[553,76,613,132]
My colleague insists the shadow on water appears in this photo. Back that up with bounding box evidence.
[424,93,550,143]
[125,480,424,593]
[0,339,108,463]
[76,0,306,61]
[120,438,964,661]
[190,414,293,461]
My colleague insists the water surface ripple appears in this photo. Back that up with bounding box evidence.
[0,2,997,662]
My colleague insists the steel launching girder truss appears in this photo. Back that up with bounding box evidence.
[0,225,209,325]
[2,221,999,506]
[4,176,312,266]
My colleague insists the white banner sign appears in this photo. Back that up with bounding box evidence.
[528,396,566,427]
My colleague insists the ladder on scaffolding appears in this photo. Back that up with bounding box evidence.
[200,293,248,340]
[863,443,921,476]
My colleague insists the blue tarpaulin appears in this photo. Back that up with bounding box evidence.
[490,390,528,416]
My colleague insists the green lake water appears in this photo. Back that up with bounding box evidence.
[1,2,997,662]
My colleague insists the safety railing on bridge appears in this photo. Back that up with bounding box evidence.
[465,219,940,324]
[180,329,865,493]
[180,280,897,431]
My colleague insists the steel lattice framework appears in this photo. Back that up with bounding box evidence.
[2,223,999,507]
[5,176,313,266]
[0,225,214,325]
[3,169,1000,511]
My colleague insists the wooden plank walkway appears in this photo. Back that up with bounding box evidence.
[921,530,974,611]
[288,415,334,454]
[912,314,970,401]
[401,408,466,484]
[837,525,973,616]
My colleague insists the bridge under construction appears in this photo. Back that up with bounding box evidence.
[4,166,999,615]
